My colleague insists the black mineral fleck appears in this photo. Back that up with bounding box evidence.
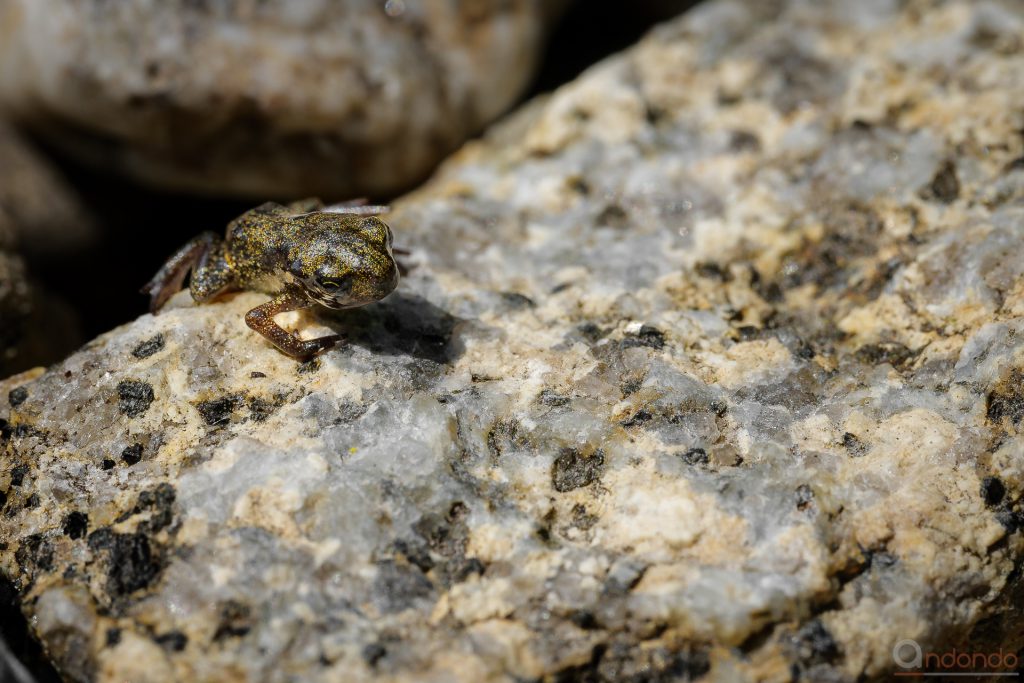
[620,409,652,427]
[842,432,868,457]
[196,395,243,426]
[8,387,28,407]
[373,560,434,613]
[154,631,188,652]
[362,643,387,667]
[785,619,841,666]
[679,448,708,466]
[121,443,143,466]
[987,369,1024,426]
[981,477,1006,507]
[131,334,165,359]
[9,464,28,487]
[919,159,960,203]
[213,600,252,641]
[88,530,163,597]
[621,324,666,350]
[117,380,155,417]
[552,448,605,492]
[62,512,89,540]
[538,389,570,407]
[795,484,814,511]
[855,342,914,368]
[15,534,53,573]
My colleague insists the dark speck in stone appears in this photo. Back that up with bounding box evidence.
[679,448,708,466]
[131,334,165,359]
[620,409,652,427]
[8,387,28,407]
[499,292,535,309]
[373,560,434,613]
[843,432,868,456]
[62,512,89,540]
[121,443,143,466]
[552,448,605,492]
[538,389,570,407]
[117,380,155,417]
[621,325,665,350]
[855,342,914,368]
[919,159,960,204]
[576,322,606,344]
[729,130,761,152]
[196,395,243,426]
[795,484,814,511]
[297,358,321,375]
[784,619,841,667]
[213,600,252,641]
[10,464,28,486]
[981,477,1005,507]
[987,369,1024,426]
[87,530,163,596]
[154,631,188,652]
[362,643,387,667]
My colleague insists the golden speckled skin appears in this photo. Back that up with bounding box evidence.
[143,199,400,358]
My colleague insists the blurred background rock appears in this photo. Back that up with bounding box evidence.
[0,124,87,377]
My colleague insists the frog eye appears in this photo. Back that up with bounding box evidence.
[317,273,351,292]
[361,217,390,243]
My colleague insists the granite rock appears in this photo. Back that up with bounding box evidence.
[0,0,566,199]
[3,0,1024,681]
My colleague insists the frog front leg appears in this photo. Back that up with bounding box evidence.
[143,232,234,313]
[244,288,344,359]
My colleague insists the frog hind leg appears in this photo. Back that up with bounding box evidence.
[244,288,343,359]
[189,242,235,303]
[142,231,230,313]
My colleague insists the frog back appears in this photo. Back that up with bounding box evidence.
[224,203,298,277]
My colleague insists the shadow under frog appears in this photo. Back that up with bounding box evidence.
[144,199,460,363]
[319,290,462,366]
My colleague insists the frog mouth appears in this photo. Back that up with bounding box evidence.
[292,265,399,310]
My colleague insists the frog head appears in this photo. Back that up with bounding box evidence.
[287,214,400,309]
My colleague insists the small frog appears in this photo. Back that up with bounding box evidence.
[143,198,402,359]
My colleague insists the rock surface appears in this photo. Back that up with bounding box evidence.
[3,0,1024,681]
[0,0,566,199]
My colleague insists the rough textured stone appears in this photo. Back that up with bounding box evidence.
[3,0,1024,681]
[0,0,567,199]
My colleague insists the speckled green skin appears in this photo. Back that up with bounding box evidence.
[143,199,399,358]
